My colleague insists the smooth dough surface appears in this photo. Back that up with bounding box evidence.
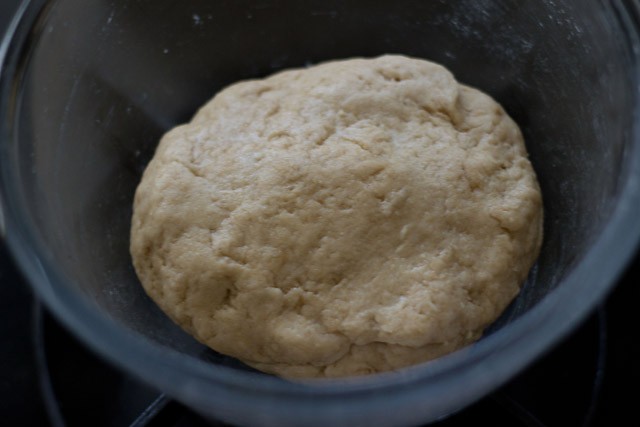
[130,55,543,378]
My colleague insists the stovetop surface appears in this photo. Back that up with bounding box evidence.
[1,2,639,425]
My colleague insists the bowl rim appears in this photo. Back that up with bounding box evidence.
[2,0,640,421]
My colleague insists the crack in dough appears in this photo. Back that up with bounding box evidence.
[130,55,543,378]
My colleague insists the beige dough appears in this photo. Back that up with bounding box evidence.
[130,55,543,378]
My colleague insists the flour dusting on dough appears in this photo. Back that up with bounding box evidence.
[130,55,543,378]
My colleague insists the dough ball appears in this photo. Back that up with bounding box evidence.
[130,55,543,378]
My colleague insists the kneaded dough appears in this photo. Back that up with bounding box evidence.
[130,55,543,378]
